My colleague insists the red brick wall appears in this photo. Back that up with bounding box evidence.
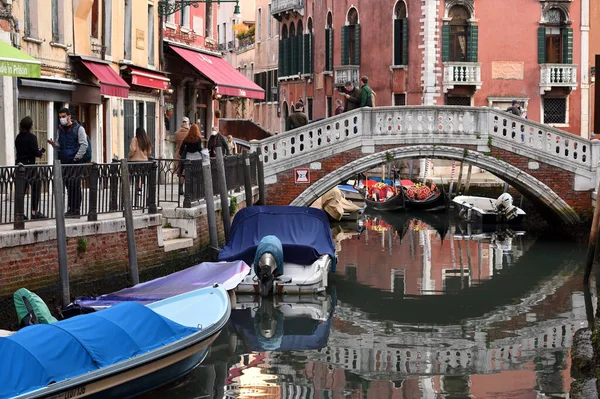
[265,145,593,215]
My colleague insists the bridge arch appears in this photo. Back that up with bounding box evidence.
[289,145,580,223]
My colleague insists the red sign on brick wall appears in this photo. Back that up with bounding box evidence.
[294,168,310,184]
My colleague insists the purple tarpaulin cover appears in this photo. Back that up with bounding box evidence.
[74,261,250,308]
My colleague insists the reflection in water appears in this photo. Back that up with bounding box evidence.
[144,212,592,399]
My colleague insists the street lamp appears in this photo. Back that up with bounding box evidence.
[158,0,242,18]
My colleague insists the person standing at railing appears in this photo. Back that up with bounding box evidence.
[335,99,344,115]
[359,76,374,108]
[285,102,309,131]
[506,100,522,116]
[207,126,230,158]
[165,116,190,195]
[128,127,153,195]
[47,108,88,218]
[227,135,238,155]
[341,81,361,112]
[15,116,47,220]
[180,124,203,163]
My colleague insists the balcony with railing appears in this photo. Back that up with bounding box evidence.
[272,0,305,18]
[333,65,360,88]
[539,64,577,94]
[443,62,482,93]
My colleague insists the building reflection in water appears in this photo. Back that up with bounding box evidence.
[144,212,590,399]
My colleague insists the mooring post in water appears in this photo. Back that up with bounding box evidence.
[408,159,414,181]
[503,182,510,193]
[215,147,231,241]
[242,151,253,207]
[583,183,600,285]
[120,159,139,285]
[53,160,70,306]
[456,161,464,195]
[464,164,473,195]
[202,152,220,260]
[256,147,266,205]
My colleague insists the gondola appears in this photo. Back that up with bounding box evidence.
[401,181,448,212]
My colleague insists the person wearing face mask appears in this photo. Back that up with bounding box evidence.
[47,108,88,217]
[207,127,230,158]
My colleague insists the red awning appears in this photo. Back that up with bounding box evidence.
[169,45,265,100]
[130,67,170,90]
[81,60,129,98]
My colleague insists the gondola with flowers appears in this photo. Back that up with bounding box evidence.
[401,181,447,212]
[364,182,406,211]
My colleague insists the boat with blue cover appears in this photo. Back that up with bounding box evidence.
[218,206,337,296]
[0,285,231,399]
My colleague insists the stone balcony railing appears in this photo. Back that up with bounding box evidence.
[334,65,360,87]
[539,64,577,94]
[443,62,482,92]
[272,0,304,16]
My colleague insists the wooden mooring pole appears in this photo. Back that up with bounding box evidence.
[215,147,231,241]
[256,147,266,205]
[242,151,253,206]
[464,164,473,195]
[53,160,70,306]
[202,152,220,260]
[583,183,600,286]
[120,159,139,285]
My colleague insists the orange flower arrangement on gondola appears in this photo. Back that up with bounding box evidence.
[368,182,396,202]
[406,183,434,201]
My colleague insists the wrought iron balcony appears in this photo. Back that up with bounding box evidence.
[271,0,305,18]
[333,65,360,88]
[443,62,482,93]
[539,64,577,94]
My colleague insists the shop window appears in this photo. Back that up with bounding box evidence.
[393,1,408,66]
[543,97,567,124]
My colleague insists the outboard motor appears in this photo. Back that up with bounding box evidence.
[254,236,284,297]
[494,193,518,221]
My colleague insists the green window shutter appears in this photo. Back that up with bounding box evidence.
[467,25,478,62]
[278,39,284,76]
[296,35,303,74]
[562,27,573,64]
[442,24,450,62]
[353,24,361,65]
[341,25,350,65]
[303,34,310,74]
[328,29,334,70]
[325,28,331,70]
[309,33,314,73]
[401,18,408,65]
[393,19,402,65]
[290,36,297,75]
[283,38,291,76]
[538,27,546,64]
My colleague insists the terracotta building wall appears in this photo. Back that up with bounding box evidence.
[591,0,600,134]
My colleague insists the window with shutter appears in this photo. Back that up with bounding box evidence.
[394,19,402,65]
[562,27,573,64]
[538,27,546,64]
[325,28,331,70]
[303,33,313,73]
[401,18,408,65]
[328,29,334,71]
[352,24,361,65]
[442,25,450,62]
[278,39,285,76]
[467,25,478,62]
[294,35,303,75]
[341,25,350,65]
[283,38,291,77]
[393,2,408,66]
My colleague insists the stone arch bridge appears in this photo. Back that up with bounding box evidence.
[249,106,600,223]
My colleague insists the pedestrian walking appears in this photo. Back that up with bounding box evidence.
[227,135,237,155]
[286,102,309,131]
[128,127,153,195]
[506,100,522,116]
[335,99,344,115]
[359,76,373,108]
[342,81,361,112]
[47,107,89,217]
[166,117,190,195]
[207,127,230,158]
[15,116,46,219]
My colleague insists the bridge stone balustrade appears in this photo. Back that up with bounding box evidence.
[250,106,600,222]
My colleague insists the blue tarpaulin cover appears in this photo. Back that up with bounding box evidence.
[218,206,336,271]
[0,302,198,398]
[254,235,284,276]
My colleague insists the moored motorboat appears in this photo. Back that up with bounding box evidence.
[72,261,249,310]
[337,184,365,205]
[218,206,337,296]
[0,285,231,399]
[452,193,526,227]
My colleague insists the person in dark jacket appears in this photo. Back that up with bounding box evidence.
[15,116,46,219]
[286,102,309,131]
[506,100,522,116]
[47,107,88,217]
[359,76,373,108]
[207,126,230,158]
[342,81,361,112]
[334,99,344,115]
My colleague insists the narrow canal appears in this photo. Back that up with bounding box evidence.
[145,211,590,398]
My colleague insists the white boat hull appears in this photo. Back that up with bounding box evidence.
[235,255,331,295]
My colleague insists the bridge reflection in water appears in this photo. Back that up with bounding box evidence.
[143,212,590,399]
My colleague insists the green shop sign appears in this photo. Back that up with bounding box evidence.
[0,41,41,78]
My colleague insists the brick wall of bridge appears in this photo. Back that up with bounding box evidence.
[265,145,594,216]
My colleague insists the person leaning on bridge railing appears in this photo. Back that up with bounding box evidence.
[15,116,46,220]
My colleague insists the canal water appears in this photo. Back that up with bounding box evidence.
[145,211,591,399]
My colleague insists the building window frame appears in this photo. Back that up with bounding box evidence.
[103,0,113,56]
[393,1,408,66]
[91,0,100,38]
[542,95,569,126]
[148,4,155,66]
[51,0,63,43]
[257,7,262,42]
[181,0,190,29]
[267,3,272,37]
